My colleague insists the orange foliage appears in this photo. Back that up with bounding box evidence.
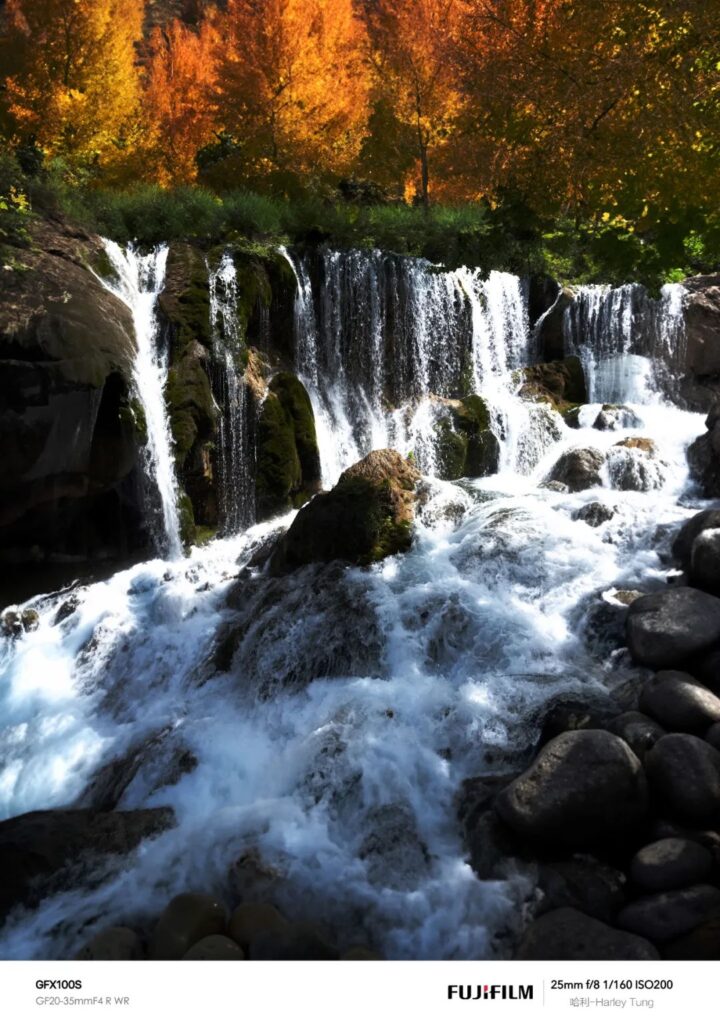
[143,17,220,185]
[210,0,370,190]
[2,0,144,173]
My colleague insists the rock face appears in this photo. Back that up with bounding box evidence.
[495,730,648,848]
[0,807,174,921]
[645,734,720,824]
[683,274,720,378]
[515,908,659,960]
[687,404,720,498]
[517,356,587,414]
[433,396,500,479]
[533,287,575,362]
[544,447,605,492]
[626,587,720,668]
[269,450,421,573]
[0,221,148,578]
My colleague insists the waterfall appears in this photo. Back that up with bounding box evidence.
[208,253,255,533]
[280,248,536,481]
[564,282,687,404]
[100,241,182,559]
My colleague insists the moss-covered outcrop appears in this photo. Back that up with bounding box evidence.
[434,395,500,480]
[516,355,587,416]
[269,449,421,573]
[255,372,321,519]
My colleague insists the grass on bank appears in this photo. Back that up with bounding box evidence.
[2,153,719,290]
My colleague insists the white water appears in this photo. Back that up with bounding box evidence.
[100,242,182,559]
[0,255,709,961]
[208,253,255,532]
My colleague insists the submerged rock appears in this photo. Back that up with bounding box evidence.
[515,908,659,960]
[606,438,665,492]
[626,586,720,669]
[593,405,643,431]
[269,449,420,572]
[495,730,648,848]
[0,808,174,921]
[544,447,605,492]
[572,501,616,527]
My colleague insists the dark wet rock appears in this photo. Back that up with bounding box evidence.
[645,734,720,824]
[639,671,720,734]
[269,450,421,573]
[534,285,574,362]
[458,776,535,880]
[608,675,647,713]
[608,712,665,759]
[544,447,605,492]
[222,562,383,698]
[593,405,643,431]
[0,807,174,921]
[683,274,720,377]
[515,908,660,960]
[495,730,648,848]
[673,509,720,570]
[663,916,720,959]
[537,696,618,748]
[690,649,720,695]
[358,804,430,888]
[75,926,143,961]
[255,371,321,520]
[182,935,244,960]
[341,946,383,960]
[149,892,226,960]
[536,857,626,922]
[249,924,338,961]
[606,439,665,492]
[0,221,148,572]
[617,884,720,944]
[706,723,720,751]
[626,587,720,669]
[688,428,720,499]
[689,528,720,597]
[572,501,616,527]
[630,838,713,892]
[517,356,587,414]
[433,395,500,480]
[229,903,289,950]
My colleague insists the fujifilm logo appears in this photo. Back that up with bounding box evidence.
[448,984,534,1001]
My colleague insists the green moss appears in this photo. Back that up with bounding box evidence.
[194,525,218,546]
[165,356,215,464]
[269,372,320,483]
[255,391,302,518]
[434,417,468,480]
[433,395,499,480]
[178,491,196,548]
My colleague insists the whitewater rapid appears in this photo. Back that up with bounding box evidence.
[0,252,708,959]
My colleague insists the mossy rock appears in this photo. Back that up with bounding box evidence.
[165,352,216,465]
[255,372,321,520]
[159,244,212,356]
[516,356,587,415]
[178,492,196,548]
[269,450,421,573]
[433,395,500,480]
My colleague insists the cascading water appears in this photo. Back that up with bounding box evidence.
[564,282,687,404]
[100,241,182,559]
[208,253,255,533]
[0,246,708,961]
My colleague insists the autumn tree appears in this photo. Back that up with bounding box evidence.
[361,0,465,206]
[143,15,220,185]
[1,0,144,176]
[208,0,370,192]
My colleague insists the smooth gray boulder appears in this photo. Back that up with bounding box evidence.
[515,908,659,960]
[626,587,720,668]
[617,884,720,944]
[630,838,713,892]
[495,730,648,847]
[645,734,720,824]
[690,528,720,595]
[639,670,720,734]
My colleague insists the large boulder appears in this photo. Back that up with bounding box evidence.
[606,438,666,492]
[0,807,174,922]
[617,885,720,944]
[255,372,321,520]
[639,671,720,734]
[269,449,420,573]
[0,220,148,577]
[645,734,720,824]
[544,447,605,492]
[672,508,720,594]
[517,356,587,414]
[495,730,648,848]
[515,908,659,960]
[626,587,720,669]
[630,838,713,892]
